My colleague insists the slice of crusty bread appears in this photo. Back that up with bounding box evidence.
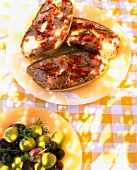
[66,17,120,59]
[21,0,73,58]
[27,51,108,91]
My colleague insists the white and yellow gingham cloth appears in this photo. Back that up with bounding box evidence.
[0,0,137,169]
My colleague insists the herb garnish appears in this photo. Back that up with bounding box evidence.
[77,58,91,67]
[82,27,110,35]
[18,128,32,139]
[40,7,54,14]
[95,27,110,31]
[85,73,94,81]
[60,73,70,88]
[82,29,93,35]
[42,126,50,135]
[0,147,23,156]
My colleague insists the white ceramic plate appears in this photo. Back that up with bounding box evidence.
[6,1,131,105]
[0,106,82,170]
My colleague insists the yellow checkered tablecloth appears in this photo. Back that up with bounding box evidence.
[0,0,137,169]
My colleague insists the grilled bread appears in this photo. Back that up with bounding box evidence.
[66,17,120,58]
[21,0,73,58]
[27,51,108,91]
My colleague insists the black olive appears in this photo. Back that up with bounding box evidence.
[53,149,65,161]
[9,123,26,132]
[3,153,13,165]
[0,142,2,149]
[0,152,3,161]
[14,137,23,149]
[0,138,12,148]
[45,141,57,151]
[22,160,34,170]
[10,149,23,156]
[50,162,63,170]
[55,162,63,170]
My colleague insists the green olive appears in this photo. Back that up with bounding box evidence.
[41,152,57,169]
[51,131,65,148]
[11,156,23,170]
[29,124,42,138]
[0,162,9,170]
[34,163,40,170]
[38,166,46,170]
[36,135,50,148]
[19,137,36,152]
[4,127,19,143]
[34,163,47,170]
[34,163,46,170]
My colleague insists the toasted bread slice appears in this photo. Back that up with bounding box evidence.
[27,51,108,91]
[66,17,120,59]
[21,0,73,58]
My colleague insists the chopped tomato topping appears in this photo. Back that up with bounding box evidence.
[50,67,59,76]
[44,63,54,70]
[60,59,64,66]
[66,82,71,88]
[57,76,65,84]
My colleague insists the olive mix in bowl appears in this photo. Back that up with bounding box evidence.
[0,119,65,170]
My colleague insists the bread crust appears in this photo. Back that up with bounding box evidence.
[21,0,73,58]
